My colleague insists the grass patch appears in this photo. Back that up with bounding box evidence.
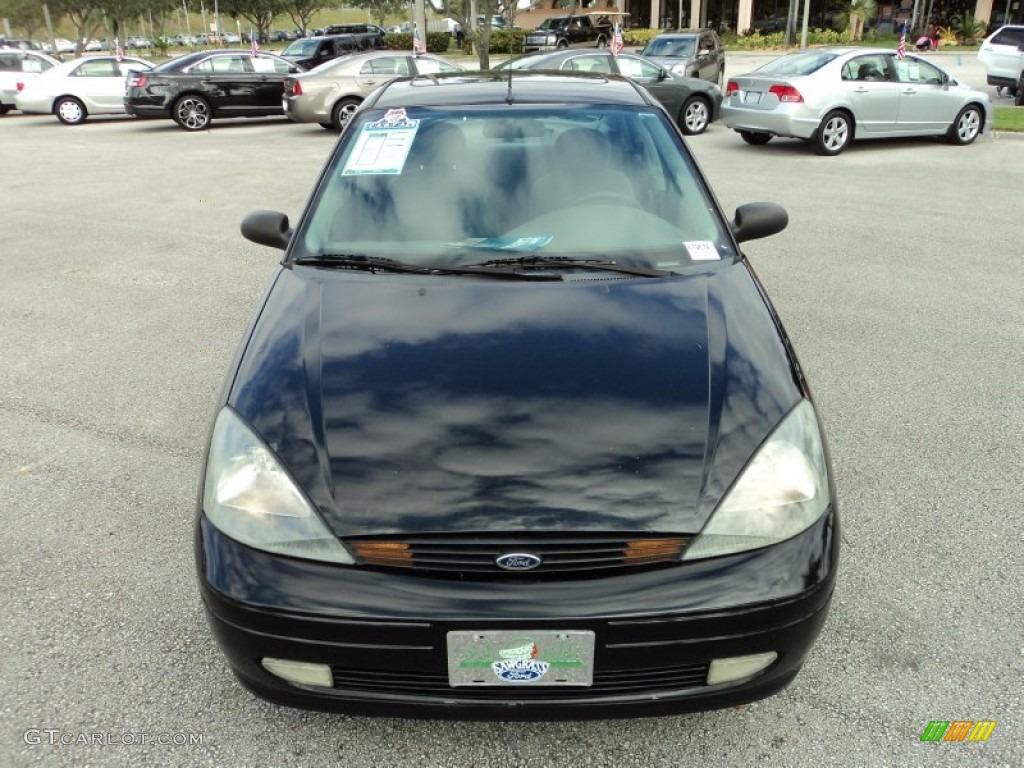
[994,106,1024,132]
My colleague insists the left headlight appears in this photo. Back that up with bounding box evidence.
[683,399,831,560]
[202,407,355,564]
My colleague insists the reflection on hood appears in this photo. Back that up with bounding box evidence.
[229,265,801,536]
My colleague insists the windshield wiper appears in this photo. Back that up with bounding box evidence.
[462,256,674,277]
[292,254,562,281]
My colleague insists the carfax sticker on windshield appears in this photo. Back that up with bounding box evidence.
[684,240,720,261]
[341,110,420,176]
[449,236,553,252]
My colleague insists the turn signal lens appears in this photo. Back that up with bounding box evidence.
[623,538,686,564]
[350,540,413,567]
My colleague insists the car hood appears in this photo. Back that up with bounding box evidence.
[227,265,802,537]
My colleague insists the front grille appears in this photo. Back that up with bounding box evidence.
[346,533,689,579]
[330,660,710,698]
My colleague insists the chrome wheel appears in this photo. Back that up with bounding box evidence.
[680,96,710,135]
[949,105,981,145]
[174,96,210,131]
[815,110,851,156]
[55,97,85,125]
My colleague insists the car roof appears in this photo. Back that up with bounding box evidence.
[368,72,654,109]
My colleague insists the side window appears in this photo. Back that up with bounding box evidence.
[618,56,661,80]
[361,57,410,75]
[31,56,55,73]
[992,28,1024,47]
[0,54,19,72]
[893,57,942,84]
[565,56,613,73]
[118,61,149,76]
[251,56,287,74]
[848,55,888,82]
[73,59,119,77]
[209,55,249,73]
[414,57,461,74]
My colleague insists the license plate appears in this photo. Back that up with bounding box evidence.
[447,630,595,687]
[744,91,762,104]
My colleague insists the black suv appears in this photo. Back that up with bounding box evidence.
[323,24,387,50]
[639,30,725,87]
[280,35,360,69]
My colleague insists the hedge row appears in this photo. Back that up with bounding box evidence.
[383,32,454,54]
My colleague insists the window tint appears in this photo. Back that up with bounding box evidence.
[842,54,889,82]
[73,59,118,77]
[0,53,19,72]
[757,51,839,76]
[194,55,249,74]
[991,27,1024,47]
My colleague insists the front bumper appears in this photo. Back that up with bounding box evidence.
[721,100,821,140]
[197,509,838,719]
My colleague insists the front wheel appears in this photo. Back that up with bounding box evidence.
[331,97,361,131]
[947,104,982,145]
[814,110,852,156]
[55,96,86,125]
[0,104,12,115]
[739,130,772,145]
[679,96,711,135]
[556,40,568,50]
[172,94,211,131]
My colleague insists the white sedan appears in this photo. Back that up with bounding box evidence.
[0,49,60,114]
[15,54,153,124]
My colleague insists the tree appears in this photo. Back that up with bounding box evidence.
[837,0,877,41]
[347,0,407,28]
[433,0,498,69]
[94,0,148,44]
[51,0,105,56]
[279,0,330,36]
[221,0,287,43]
[0,0,46,38]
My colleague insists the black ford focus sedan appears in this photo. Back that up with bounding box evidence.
[196,71,839,719]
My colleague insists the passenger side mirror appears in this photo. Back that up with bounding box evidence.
[730,202,788,243]
[241,210,292,250]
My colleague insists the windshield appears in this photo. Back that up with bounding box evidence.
[642,38,696,58]
[294,105,734,271]
[756,51,840,76]
[282,39,318,56]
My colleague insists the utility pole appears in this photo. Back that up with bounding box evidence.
[41,2,59,58]
[414,0,426,51]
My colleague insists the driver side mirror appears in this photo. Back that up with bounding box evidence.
[730,202,788,243]
[658,68,670,80]
[241,210,292,250]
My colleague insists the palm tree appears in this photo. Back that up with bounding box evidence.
[837,0,877,42]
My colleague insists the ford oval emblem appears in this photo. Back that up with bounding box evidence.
[495,553,542,571]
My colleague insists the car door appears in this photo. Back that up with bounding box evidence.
[614,54,684,114]
[249,54,298,111]
[66,57,127,111]
[839,54,899,134]
[354,55,411,93]
[891,55,957,133]
[189,54,255,114]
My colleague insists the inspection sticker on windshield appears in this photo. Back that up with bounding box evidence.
[685,241,720,261]
[342,110,419,176]
[450,236,553,252]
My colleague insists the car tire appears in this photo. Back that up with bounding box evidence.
[0,104,12,115]
[739,130,772,145]
[556,40,568,50]
[173,94,211,131]
[319,122,334,130]
[331,97,361,131]
[814,110,852,156]
[947,104,983,145]
[679,96,711,135]
[1016,75,1024,107]
[54,96,86,125]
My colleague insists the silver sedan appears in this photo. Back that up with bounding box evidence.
[721,47,993,155]
[15,54,152,124]
[283,51,463,130]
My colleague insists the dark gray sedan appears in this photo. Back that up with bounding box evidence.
[495,50,723,135]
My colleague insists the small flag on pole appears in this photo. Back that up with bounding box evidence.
[115,36,124,62]
[609,24,624,57]
[251,30,259,57]
[413,25,426,56]
[896,22,907,59]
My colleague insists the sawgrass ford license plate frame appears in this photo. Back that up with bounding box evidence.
[447,630,596,687]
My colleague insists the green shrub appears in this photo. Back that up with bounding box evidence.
[383,32,452,54]
[485,29,529,54]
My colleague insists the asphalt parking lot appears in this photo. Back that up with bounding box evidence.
[1,67,1022,767]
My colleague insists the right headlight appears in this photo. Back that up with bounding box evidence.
[202,407,354,564]
[683,399,831,560]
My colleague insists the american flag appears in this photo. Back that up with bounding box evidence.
[896,22,907,59]
[413,26,425,56]
[609,24,624,57]
[114,36,123,62]
[251,30,260,57]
